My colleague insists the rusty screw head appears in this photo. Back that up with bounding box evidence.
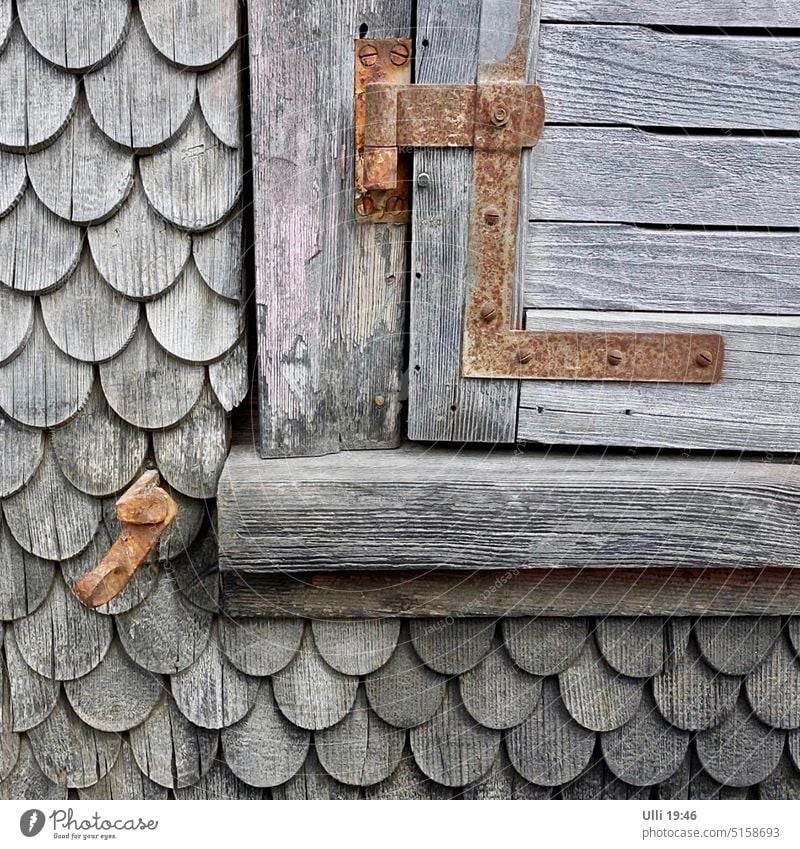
[479,303,498,323]
[356,194,375,217]
[358,44,379,67]
[515,349,533,365]
[383,195,405,214]
[607,349,624,367]
[390,42,410,66]
[491,105,510,127]
[483,207,501,226]
[696,349,714,368]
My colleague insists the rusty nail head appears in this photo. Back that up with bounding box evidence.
[516,349,533,365]
[607,349,624,366]
[390,42,410,66]
[479,303,497,322]
[696,349,714,368]
[483,207,501,226]
[374,395,386,407]
[491,105,510,127]
[356,194,375,216]
[358,44,379,66]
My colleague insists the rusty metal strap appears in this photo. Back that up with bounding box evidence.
[353,34,725,384]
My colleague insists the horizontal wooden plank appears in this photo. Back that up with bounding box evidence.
[519,311,800,451]
[539,26,800,130]
[528,128,800,226]
[541,0,800,27]
[524,224,800,313]
[218,443,800,572]
[222,568,800,617]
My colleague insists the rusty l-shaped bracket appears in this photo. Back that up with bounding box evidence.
[354,9,723,383]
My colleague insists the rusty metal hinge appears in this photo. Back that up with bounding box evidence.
[354,26,724,384]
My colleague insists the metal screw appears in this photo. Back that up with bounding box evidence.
[516,349,533,365]
[358,44,379,66]
[416,172,431,189]
[390,42,410,66]
[383,195,405,214]
[491,105,510,127]
[356,194,375,216]
[607,349,624,366]
[374,395,386,407]
[479,303,497,323]
[696,349,714,368]
[483,207,501,226]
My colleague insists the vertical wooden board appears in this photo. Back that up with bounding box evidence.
[408,0,540,443]
[249,0,410,458]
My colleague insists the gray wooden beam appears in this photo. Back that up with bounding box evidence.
[249,0,411,458]
[218,443,800,573]
[222,568,800,618]
[407,0,541,443]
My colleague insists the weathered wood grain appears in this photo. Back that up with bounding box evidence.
[408,0,534,443]
[223,568,800,618]
[539,26,800,131]
[84,12,196,152]
[220,680,309,788]
[174,759,262,801]
[2,446,100,562]
[139,110,241,232]
[315,687,405,787]
[0,150,25,218]
[601,687,690,787]
[128,696,218,790]
[506,677,594,786]
[559,637,643,731]
[219,443,800,572]
[745,634,800,728]
[0,519,53,622]
[198,47,242,150]
[88,179,191,300]
[459,636,541,729]
[99,321,204,430]
[171,635,258,730]
[528,128,800,226]
[40,251,139,363]
[192,211,243,301]
[311,619,400,676]
[0,23,77,152]
[519,311,800,451]
[541,0,800,27]
[218,616,304,677]
[147,261,241,363]
[694,617,780,676]
[595,617,666,678]
[153,382,230,499]
[17,0,130,72]
[63,640,162,733]
[27,695,121,788]
[525,225,800,314]
[653,636,740,731]
[696,695,784,787]
[0,413,44,499]
[77,744,168,801]
[250,0,410,457]
[26,94,134,226]
[0,190,82,295]
[0,310,93,429]
[139,0,237,70]
[410,680,501,787]
[3,626,58,732]
[0,286,33,365]
[503,617,587,675]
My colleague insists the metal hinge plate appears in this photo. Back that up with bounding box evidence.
[353,31,724,384]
